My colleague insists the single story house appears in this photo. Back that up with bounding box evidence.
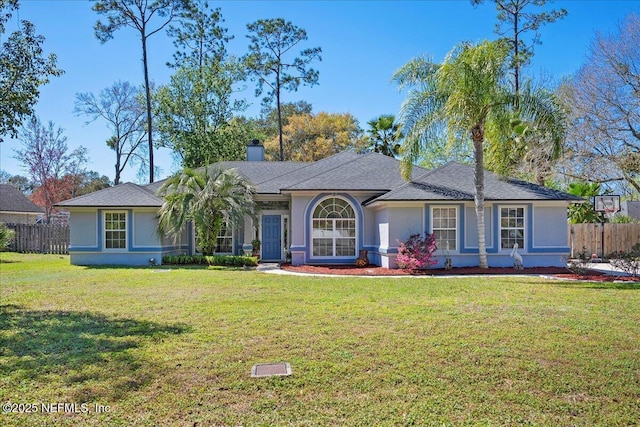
[57,143,582,268]
[0,184,43,224]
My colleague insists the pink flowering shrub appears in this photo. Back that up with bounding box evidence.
[396,233,438,270]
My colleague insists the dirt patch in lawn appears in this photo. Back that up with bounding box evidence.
[279,263,640,282]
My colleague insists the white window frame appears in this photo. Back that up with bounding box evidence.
[103,210,127,251]
[192,220,235,255]
[499,205,526,251]
[431,206,458,252]
[311,196,357,259]
[214,221,234,254]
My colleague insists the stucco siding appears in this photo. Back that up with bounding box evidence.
[70,211,98,248]
[70,251,166,266]
[440,253,567,268]
[362,205,377,249]
[389,207,424,245]
[533,206,569,248]
[290,195,313,265]
[373,206,423,268]
[465,206,493,249]
[133,211,161,248]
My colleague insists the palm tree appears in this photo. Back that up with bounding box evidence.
[393,40,565,268]
[567,181,603,224]
[367,114,402,157]
[157,167,258,255]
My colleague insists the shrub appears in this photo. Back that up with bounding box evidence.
[567,247,591,276]
[162,255,258,267]
[609,243,640,278]
[0,223,15,250]
[396,233,438,270]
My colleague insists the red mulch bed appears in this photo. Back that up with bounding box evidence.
[279,263,640,282]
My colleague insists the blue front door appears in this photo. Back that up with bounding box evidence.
[262,215,281,260]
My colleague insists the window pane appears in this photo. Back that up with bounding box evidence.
[214,221,233,253]
[312,198,357,257]
[500,206,525,250]
[105,212,126,249]
[216,237,232,253]
[313,238,332,256]
[336,238,355,256]
[313,220,333,237]
[433,208,456,251]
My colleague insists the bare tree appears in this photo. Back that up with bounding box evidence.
[13,116,86,221]
[559,13,640,196]
[75,81,147,185]
[93,0,184,183]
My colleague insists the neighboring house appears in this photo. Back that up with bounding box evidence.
[0,184,43,224]
[57,144,582,268]
[619,201,640,221]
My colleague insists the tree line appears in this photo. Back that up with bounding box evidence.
[1,0,639,228]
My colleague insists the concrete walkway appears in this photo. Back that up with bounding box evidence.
[582,262,630,276]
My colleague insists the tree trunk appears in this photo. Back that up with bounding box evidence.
[276,76,284,161]
[142,33,154,183]
[472,124,489,268]
[514,11,520,99]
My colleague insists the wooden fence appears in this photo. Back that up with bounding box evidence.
[569,223,640,258]
[5,223,70,255]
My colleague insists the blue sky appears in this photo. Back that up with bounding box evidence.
[1,0,639,184]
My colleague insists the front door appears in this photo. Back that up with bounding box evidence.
[262,215,281,260]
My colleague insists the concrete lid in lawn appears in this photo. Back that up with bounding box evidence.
[251,362,292,378]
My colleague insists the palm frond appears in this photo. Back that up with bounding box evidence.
[392,56,439,91]
[156,166,258,254]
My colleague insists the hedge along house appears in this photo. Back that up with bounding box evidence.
[57,143,582,267]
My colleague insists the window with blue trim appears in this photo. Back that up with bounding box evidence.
[432,207,457,251]
[104,211,127,249]
[312,197,356,257]
[500,207,525,250]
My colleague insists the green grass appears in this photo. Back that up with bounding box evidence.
[1,252,639,426]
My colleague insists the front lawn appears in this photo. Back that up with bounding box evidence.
[1,252,639,426]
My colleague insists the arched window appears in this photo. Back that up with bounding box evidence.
[312,197,356,257]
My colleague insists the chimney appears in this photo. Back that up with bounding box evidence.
[246,139,264,161]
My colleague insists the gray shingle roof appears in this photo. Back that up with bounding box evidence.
[367,162,583,204]
[214,161,306,194]
[147,161,307,195]
[56,154,582,208]
[0,184,43,213]
[56,182,164,207]
[282,151,427,191]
